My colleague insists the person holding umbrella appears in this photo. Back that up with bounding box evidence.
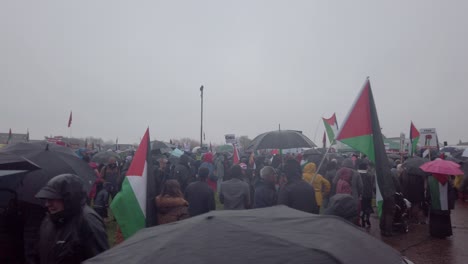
[420,158,462,238]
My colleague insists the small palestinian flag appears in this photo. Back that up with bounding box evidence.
[336,78,395,217]
[322,113,339,144]
[410,122,420,157]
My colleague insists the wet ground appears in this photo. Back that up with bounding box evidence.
[367,201,468,264]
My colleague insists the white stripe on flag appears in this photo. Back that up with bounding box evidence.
[439,182,448,211]
[127,162,148,217]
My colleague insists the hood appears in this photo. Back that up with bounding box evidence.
[324,194,357,222]
[342,158,355,169]
[203,152,213,163]
[337,168,352,183]
[36,174,87,217]
[179,154,190,165]
[303,163,317,174]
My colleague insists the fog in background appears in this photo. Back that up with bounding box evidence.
[1,1,467,144]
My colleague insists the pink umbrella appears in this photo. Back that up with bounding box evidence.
[419,158,464,176]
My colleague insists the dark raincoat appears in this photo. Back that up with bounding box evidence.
[36,174,109,264]
[173,154,192,193]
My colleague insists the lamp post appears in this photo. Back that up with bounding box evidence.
[200,85,204,147]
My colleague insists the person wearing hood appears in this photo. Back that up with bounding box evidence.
[173,154,192,193]
[324,194,358,224]
[35,174,109,264]
[333,159,363,208]
[278,159,318,214]
[302,163,330,211]
[199,152,217,192]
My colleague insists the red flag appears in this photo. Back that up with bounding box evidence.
[233,144,240,164]
[322,131,327,148]
[68,111,72,127]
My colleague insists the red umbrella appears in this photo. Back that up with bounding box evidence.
[419,158,464,176]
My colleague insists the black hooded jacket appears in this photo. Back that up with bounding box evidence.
[173,154,192,192]
[36,174,109,264]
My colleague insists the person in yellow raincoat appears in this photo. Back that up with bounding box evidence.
[454,174,464,200]
[302,163,331,210]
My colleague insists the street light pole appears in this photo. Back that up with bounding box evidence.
[200,85,204,147]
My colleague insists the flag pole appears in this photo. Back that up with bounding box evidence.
[313,113,325,143]
[314,144,334,178]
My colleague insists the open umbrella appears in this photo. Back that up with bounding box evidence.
[151,141,175,155]
[0,142,96,205]
[85,206,406,264]
[91,151,121,164]
[0,153,41,191]
[403,157,429,176]
[420,158,464,176]
[248,130,316,151]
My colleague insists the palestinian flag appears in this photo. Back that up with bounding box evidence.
[410,122,420,157]
[322,113,339,144]
[427,176,449,211]
[233,144,240,164]
[111,128,157,239]
[335,79,395,216]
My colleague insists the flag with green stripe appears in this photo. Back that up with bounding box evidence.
[110,128,157,239]
[336,79,395,217]
[410,122,420,157]
[322,113,339,144]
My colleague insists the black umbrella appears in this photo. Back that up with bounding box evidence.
[0,153,40,171]
[248,130,316,151]
[91,151,121,164]
[151,141,175,154]
[85,206,405,264]
[0,142,96,205]
[403,157,429,176]
[0,153,41,191]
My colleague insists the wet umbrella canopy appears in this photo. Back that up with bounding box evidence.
[403,157,429,176]
[91,151,121,164]
[0,153,40,190]
[248,130,316,151]
[85,206,405,264]
[420,158,464,176]
[0,142,95,205]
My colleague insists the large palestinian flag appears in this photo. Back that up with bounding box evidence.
[335,79,395,216]
[322,113,339,144]
[410,122,420,157]
[111,128,157,239]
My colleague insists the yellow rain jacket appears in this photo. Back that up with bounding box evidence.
[302,163,331,207]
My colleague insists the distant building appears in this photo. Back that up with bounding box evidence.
[0,132,28,145]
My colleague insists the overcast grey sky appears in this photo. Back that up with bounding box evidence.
[1,1,467,145]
